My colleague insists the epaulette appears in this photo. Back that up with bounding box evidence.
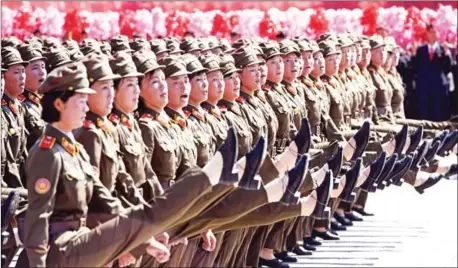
[108,113,120,125]
[368,66,376,73]
[262,84,271,91]
[302,79,313,87]
[17,95,26,103]
[219,105,227,113]
[83,120,96,129]
[120,115,133,130]
[286,85,296,95]
[1,100,7,106]
[236,96,246,103]
[192,109,206,121]
[39,136,56,149]
[139,113,154,122]
[61,137,77,156]
[183,110,191,118]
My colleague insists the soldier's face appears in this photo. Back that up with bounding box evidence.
[207,70,224,103]
[25,59,47,92]
[258,58,268,86]
[384,53,394,70]
[340,46,351,68]
[350,46,357,66]
[283,53,299,81]
[325,54,339,75]
[114,77,140,113]
[393,48,400,66]
[140,69,168,109]
[427,28,438,43]
[190,72,208,104]
[311,52,325,77]
[266,55,284,84]
[223,71,241,101]
[201,50,212,57]
[212,47,223,55]
[189,50,201,57]
[56,93,89,130]
[360,48,371,66]
[301,51,313,76]
[167,74,190,109]
[241,64,261,91]
[371,46,387,66]
[88,79,115,117]
[4,64,26,97]
[355,45,362,64]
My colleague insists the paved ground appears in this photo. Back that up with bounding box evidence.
[289,178,457,267]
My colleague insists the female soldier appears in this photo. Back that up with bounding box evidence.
[17,44,47,150]
[22,62,239,267]
[107,51,164,202]
[1,47,29,188]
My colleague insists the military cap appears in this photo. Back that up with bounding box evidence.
[232,38,252,49]
[337,35,354,48]
[384,36,399,53]
[360,39,371,50]
[319,40,341,57]
[251,45,267,60]
[309,41,323,55]
[69,50,85,62]
[132,50,164,74]
[279,40,301,57]
[44,49,73,72]
[219,39,235,54]
[17,44,46,63]
[1,47,29,68]
[317,33,335,44]
[262,44,283,60]
[167,41,184,54]
[181,54,208,74]
[133,33,147,39]
[62,40,79,51]
[233,49,265,69]
[38,62,95,95]
[24,37,44,45]
[100,41,112,56]
[198,40,212,52]
[43,37,61,50]
[129,38,151,52]
[83,53,121,83]
[162,57,190,78]
[369,35,385,50]
[80,39,101,56]
[208,39,223,50]
[1,56,7,72]
[200,55,222,73]
[220,54,240,76]
[294,39,313,52]
[180,38,201,53]
[2,37,22,48]
[110,36,134,54]
[150,40,170,55]
[109,51,144,78]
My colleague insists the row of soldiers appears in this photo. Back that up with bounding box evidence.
[1,32,458,268]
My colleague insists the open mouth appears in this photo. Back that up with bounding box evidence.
[181,94,189,100]
[38,78,45,84]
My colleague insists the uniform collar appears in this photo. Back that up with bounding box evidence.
[140,107,171,128]
[218,99,240,116]
[165,106,188,128]
[85,111,112,133]
[110,107,134,130]
[183,104,206,122]
[45,124,80,156]
[2,94,20,116]
[22,89,41,106]
[239,90,257,107]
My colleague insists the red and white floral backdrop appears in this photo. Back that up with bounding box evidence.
[2,1,457,49]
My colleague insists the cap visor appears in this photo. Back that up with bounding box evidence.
[324,51,341,57]
[98,74,122,81]
[168,69,191,78]
[223,68,241,76]
[244,59,265,68]
[191,67,209,74]
[28,56,47,63]
[144,65,166,74]
[224,48,236,54]
[123,72,145,78]
[206,67,223,73]
[6,61,29,67]
[267,52,284,59]
[75,88,97,94]
[371,44,385,50]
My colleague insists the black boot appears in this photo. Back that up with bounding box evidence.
[376,154,398,190]
[311,171,333,219]
[393,154,414,186]
[410,141,429,172]
[280,155,309,206]
[293,117,312,154]
[312,229,340,240]
[290,245,313,256]
[339,158,362,202]
[406,126,424,154]
[238,136,267,190]
[327,145,344,178]
[420,140,441,166]
[349,121,370,161]
[414,174,444,194]
[331,218,347,231]
[218,127,239,185]
[345,211,363,222]
[304,236,322,246]
[437,130,458,157]
[259,257,289,268]
[360,151,386,193]
[444,164,458,179]
[1,191,20,233]
[274,251,298,263]
[352,206,375,216]
[393,124,409,155]
[334,213,353,226]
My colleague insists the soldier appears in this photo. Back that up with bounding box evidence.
[74,53,147,210]
[150,39,170,61]
[17,44,47,150]
[108,52,164,201]
[22,62,241,267]
[43,49,73,73]
[110,35,134,55]
[180,38,202,57]
[1,47,29,188]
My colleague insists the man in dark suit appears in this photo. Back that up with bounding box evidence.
[413,24,453,121]
[451,53,458,118]
[397,49,416,118]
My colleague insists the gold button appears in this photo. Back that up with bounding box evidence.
[68,86,73,90]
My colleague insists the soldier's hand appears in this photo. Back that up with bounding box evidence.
[201,229,216,252]
[155,232,169,247]
[118,252,136,267]
[146,237,171,263]
[169,237,188,248]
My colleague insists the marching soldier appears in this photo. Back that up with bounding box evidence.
[1,47,29,188]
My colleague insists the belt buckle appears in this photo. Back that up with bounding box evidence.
[79,218,86,228]
[169,180,175,187]
[316,126,321,136]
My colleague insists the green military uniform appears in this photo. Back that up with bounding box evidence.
[23,62,226,267]
[1,47,29,188]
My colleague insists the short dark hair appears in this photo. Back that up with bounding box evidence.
[40,91,76,123]
[189,70,206,81]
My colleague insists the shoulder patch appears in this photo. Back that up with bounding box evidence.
[17,95,26,103]
[83,120,96,129]
[34,178,51,195]
[236,96,246,103]
[262,84,271,91]
[183,110,191,118]
[140,113,153,122]
[1,99,7,106]
[39,136,56,149]
[108,113,120,125]
[219,105,227,113]
[368,66,376,73]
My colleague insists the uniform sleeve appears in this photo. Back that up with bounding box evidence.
[139,121,155,163]
[24,148,61,267]
[76,129,103,168]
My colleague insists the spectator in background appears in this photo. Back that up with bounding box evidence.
[412,24,453,121]
[397,47,416,118]
[451,52,458,118]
